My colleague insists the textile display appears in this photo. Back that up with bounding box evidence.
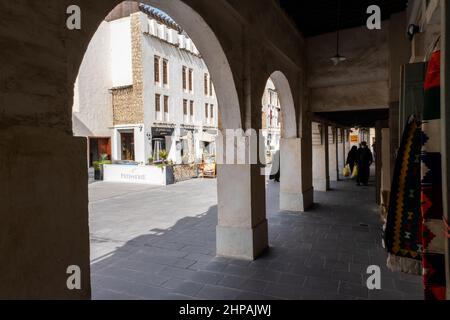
[385,116,422,275]
[421,50,446,300]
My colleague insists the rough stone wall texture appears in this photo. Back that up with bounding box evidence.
[112,13,144,125]
[173,164,198,182]
[112,86,139,124]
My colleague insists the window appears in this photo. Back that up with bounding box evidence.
[155,94,161,121]
[154,56,160,84]
[205,103,209,124]
[162,59,168,86]
[209,77,213,96]
[210,104,214,124]
[120,131,135,161]
[183,99,188,123]
[182,66,187,90]
[188,69,193,92]
[163,96,169,122]
[204,73,209,95]
[190,101,194,123]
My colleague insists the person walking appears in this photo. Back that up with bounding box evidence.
[356,141,373,186]
[269,150,280,182]
[346,145,359,174]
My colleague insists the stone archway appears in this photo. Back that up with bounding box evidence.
[263,70,313,213]
[0,0,247,300]
[80,0,247,287]
[78,0,242,131]
[268,71,297,139]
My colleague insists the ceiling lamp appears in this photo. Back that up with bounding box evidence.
[331,0,347,65]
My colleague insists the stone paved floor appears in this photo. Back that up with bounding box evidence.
[90,175,424,300]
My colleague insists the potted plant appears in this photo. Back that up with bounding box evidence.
[93,154,112,180]
[156,150,174,184]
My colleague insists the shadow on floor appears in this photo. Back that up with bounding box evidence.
[91,177,424,300]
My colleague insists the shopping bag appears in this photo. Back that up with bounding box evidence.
[343,165,350,177]
[352,165,358,178]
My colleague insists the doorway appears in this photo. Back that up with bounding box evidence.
[120,131,135,161]
[89,137,111,167]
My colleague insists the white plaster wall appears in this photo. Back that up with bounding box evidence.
[307,24,390,112]
[112,125,146,164]
[261,78,281,151]
[73,12,219,165]
[411,2,441,63]
[112,129,121,160]
[140,13,218,162]
[338,139,345,173]
[72,21,113,138]
[110,17,133,87]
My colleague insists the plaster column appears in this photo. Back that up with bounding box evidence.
[336,128,345,177]
[380,128,391,208]
[337,128,345,177]
[279,138,314,212]
[0,127,91,299]
[216,163,268,260]
[345,129,351,162]
[215,115,268,260]
[313,123,330,191]
[216,38,268,260]
[328,126,339,181]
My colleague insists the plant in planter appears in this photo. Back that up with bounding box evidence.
[148,156,154,165]
[155,150,175,184]
[93,154,112,180]
[156,150,169,169]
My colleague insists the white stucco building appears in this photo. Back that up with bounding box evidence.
[72,2,218,167]
[261,78,281,158]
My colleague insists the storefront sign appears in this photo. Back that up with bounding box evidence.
[152,127,174,137]
[103,164,174,186]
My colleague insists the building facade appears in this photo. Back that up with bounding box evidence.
[261,78,281,162]
[72,3,219,166]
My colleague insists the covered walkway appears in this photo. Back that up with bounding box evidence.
[91,176,423,300]
[2,0,449,300]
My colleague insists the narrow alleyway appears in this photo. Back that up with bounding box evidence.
[91,175,423,300]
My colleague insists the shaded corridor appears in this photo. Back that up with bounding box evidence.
[91,176,423,300]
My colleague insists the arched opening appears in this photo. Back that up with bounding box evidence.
[73,0,241,299]
[261,71,299,214]
[269,71,297,140]
[260,71,297,172]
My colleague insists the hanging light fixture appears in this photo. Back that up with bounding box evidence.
[331,0,347,65]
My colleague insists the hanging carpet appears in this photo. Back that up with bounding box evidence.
[385,115,423,275]
[421,50,446,301]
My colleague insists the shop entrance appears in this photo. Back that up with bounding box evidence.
[120,131,135,161]
[89,137,111,167]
